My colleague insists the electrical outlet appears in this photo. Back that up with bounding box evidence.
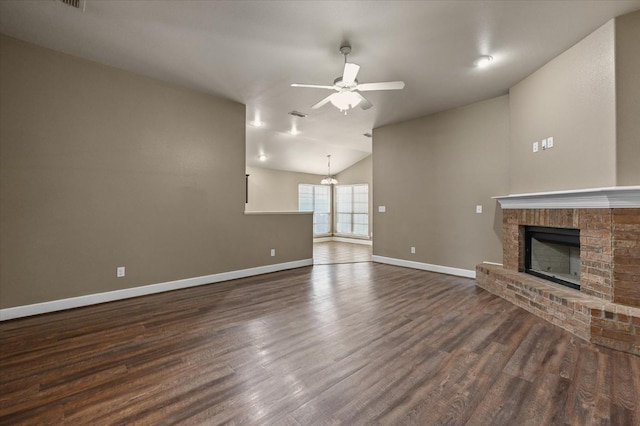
[547,136,554,148]
[411,247,416,254]
[378,206,386,213]
[533,142,539,153]
[541,139,547,150]
[117,266,125,278]
[270,249,276,257]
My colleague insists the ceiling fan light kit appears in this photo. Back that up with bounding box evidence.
[291,44,405,114]
[329,91,362,112]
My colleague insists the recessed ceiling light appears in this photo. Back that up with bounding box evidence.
[289,128,300,136]
[475,55,494,68]
[258,154,267,162]
[250,112,263,127]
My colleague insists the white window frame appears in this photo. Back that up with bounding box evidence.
[334,184,369,238]
[298,184,332,236]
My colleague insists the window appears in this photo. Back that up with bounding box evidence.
[298,184,331,235]
[335,184,369,237]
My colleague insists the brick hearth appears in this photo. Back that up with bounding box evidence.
[477,207,640,355]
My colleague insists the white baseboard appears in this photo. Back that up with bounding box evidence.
[371,255,476,279]
[313,236,373,246]
[313,237,333,243]
[331,237,372,245]
[0,259,313,321]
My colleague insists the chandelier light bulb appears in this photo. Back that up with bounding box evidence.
[321,154,338,185]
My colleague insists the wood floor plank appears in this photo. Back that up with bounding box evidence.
[502,322,560,382]
[300,318,459,423]
[510,328,575,425]
[1,245,639,425]
[565,346,606,426]
[465,371,532,426]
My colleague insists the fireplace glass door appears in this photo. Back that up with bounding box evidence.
[525,226,580,290]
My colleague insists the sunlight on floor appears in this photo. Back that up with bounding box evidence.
[313,241,372,265]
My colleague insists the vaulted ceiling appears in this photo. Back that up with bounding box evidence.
[1,1,639,175]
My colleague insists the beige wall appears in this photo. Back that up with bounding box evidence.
[245,167,321,212]
[509,20,616,193]
[336,155,372,185]
[0,35,312,309]
[372,12,636,273]
[615,11,640,186]
[373,96,509,271]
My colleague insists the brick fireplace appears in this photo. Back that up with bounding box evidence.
[476,187,640,355]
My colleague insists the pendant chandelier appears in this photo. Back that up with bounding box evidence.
[320,155,338,185]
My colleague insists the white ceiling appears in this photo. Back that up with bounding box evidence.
[1,1,639,175]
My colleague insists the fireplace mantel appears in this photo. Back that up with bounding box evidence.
[493,186,640,209]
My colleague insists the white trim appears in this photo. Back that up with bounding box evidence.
[483,261,503,266]
[331,237,372,246]
[313,237,373,246]
[493,186,640,209]
[0,259,313,321]
[244,211,312,215]
[372,255,476,279]
[313,237,333,243]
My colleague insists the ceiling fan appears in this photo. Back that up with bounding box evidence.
[291,45,405,114]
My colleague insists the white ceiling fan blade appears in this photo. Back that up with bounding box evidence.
[311,94,335,109]
[354,92,373,110]
[357,81,405,91]
[342,63,360,84]
[291,83,335,89]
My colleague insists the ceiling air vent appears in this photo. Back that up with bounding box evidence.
[288,111,308,118]
[58,0,85,10]
[363,133,372,138]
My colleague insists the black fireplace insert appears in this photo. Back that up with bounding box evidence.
[525,226,581,290]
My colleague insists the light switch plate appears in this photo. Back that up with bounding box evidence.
[378,206,386,213]
[533,142,539,153]
[476,205,483,214]
[547,136,554,148]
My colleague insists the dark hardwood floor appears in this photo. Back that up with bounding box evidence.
[1,262,639,425]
